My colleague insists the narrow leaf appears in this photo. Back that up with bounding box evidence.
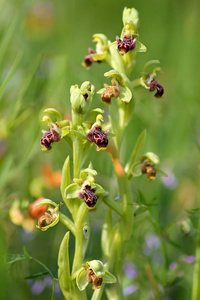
[60,156,71,199]
[125,129,146,177]
[58,232,71,299]
[24,271,49,280]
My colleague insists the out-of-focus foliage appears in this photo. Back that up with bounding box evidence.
[0,0,199,299]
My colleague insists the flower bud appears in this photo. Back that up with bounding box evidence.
[70,81,95,114]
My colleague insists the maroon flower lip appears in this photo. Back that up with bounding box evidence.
[84,48,102,68]
[87,126,109,149]
[41,128,60,150]
[116,35,137,54]
[147,79,164,98]
[78,185,98,208]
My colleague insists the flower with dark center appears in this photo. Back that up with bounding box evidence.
[87,126,109,149]
[116,35,137,54]
[83,48,102,68]
[79,185,98,208]
[147,79,164,98]
[101,83,121,104]
[141,161,156,180]
[40,128,60,151]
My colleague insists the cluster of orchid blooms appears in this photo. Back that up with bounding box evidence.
[28,7,166,298]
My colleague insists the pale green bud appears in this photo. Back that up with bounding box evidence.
[70,81,95,114]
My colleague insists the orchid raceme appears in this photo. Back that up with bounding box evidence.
[12,7,169,300]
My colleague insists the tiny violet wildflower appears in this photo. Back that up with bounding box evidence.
[184,255,195,264]
[124,262,138,278]
[169,262,178,270]
[161,169,178,189]
[123,284,139,295]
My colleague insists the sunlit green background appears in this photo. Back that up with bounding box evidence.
[0,0,199,299]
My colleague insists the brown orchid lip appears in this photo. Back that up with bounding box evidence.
[87,126,109,149]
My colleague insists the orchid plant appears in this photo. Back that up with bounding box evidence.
[16,7,167,300]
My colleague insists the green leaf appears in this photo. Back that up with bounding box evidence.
[58,232,71,298]
[125,129,146,177]
[24,271,49,280]
[60,156,71,199]
[23,246,31,259]
[7,254,27,265]
[101,209,112,257]
[43,108,62,122]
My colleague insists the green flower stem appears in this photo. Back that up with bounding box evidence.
[72,111,83,179]
[91,284,105,300]
[72,202,88,275]
[192,196,200,300]
[103,197,123,217]
[131,77,143,89]
[59,212,76,236]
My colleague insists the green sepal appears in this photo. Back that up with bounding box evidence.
[43,108,62,122]
[58,232,71,299]
[73,178,83,185]
[76,268,88,291]
[93,33,109,46]
[103,270,117,284]
[83,108,104,128]
[156,168,168,177]
[88,260,105,277]
[122,7,139,27]
[93,183,108,197]
[65,183,80,199]
[70,129,86,141]
[91,53,107,61]
[61,126,70,138]
[35,198,57,208]
[80,168,97,180]
[143,60,160,73]
[125,129,146,177]
[135,41,147,52]
[131,162,142,177]
[141,152,160,164]
[104,70,123,83]
[118,85,132,103]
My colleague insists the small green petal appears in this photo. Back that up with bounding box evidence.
[104,70,123,82]
[88,260,105,277]
[43,108,62,122]
[143,60,160,73]
[91,53,107,61]
[35,199,57,208]
[131,162,142,177]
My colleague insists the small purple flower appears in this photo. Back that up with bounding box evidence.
[161,170,178,189]
[87,126,109,149]
[31,280,45,295]
[123,284,139,295]
[147,79,164,98]
[124,262,138,278]
[169,262,177,270]
[116,35,137,54]
[184,255,195,264]
[145,234,160,250]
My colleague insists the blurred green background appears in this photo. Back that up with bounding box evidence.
[0,0,200,299]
